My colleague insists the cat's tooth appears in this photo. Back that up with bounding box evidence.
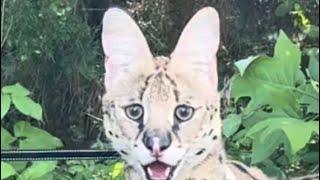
[147,167,153,176]
[165,167,171,177]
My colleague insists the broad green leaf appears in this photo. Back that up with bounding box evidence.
[17,161,57,180]
[307,48,319,81]
[234,55,260,76]
[242,109,289,128]
[1,83,30,96]
[1,127,16,149]
[282,121,319,153]
[223,114,242,138]
[9,162,28,172]
[111,162,124,178]
[251,130,284,164]
[232,31,304,118]
[34,172,54,180]
[299,84,319,113]
[12,95,42,121]
[247,117,318,163]
[1,162,17,180]
[14,121,63,149]
[1,93,11,120]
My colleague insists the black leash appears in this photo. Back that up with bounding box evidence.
[1,149,120,161]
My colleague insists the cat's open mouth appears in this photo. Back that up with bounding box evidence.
[143,161,177,180]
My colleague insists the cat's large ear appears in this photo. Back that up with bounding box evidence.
[102,8,153,89]
[170,7,220,90]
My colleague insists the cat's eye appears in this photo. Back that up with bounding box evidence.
[175,105,195,122]
[125,104,144,122]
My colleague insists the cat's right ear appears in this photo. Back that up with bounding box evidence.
[102,8,152,89]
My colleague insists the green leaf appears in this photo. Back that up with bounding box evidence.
[1,93,11,120]
[234,55,260,76]
[232,31,304,118]
[34,172,54,180]
[299,84,319,113]
[14,121,63,149]
[1,162,17,180]
[111,162,124,178]
[251,130,284,164]
[17,161,57,180]
[1,83,30,96]
[282,121,319,153]
[247,117,319,164]
[1,127,16,149]
[12,95,42,121]
[307,48,319,82]
[9,162,28,172]
[223,114,242,138]
[275,3,290,17]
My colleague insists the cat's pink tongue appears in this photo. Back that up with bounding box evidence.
[147,161,171,180]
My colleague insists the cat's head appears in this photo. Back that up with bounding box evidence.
[101,7,221,180]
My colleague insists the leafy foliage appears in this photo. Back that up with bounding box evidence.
[2,83,42,121]
[1,162,16,180]
[1,83,63,179]
[226,31,319,177]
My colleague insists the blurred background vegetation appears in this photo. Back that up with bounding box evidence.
[1,0,319,179]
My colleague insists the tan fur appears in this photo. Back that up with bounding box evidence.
[101,7,270,180]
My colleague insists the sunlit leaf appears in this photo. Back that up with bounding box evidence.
[234,55,260,76]
[111,162,124,178]
[232,30,304,118]
[17,161,57,180]
[12,95,42,121]
[1,162,16,180]
[1,93,11,120]
[247,118,319,163]
[1,127,16,149]
[14,121,63,149]
[1,83,30,96]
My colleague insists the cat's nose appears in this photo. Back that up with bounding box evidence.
[143,129,172,156]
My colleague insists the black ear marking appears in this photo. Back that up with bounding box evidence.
[115,134,119,138]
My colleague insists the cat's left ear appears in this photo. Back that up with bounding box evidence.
[170,7,220,89]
